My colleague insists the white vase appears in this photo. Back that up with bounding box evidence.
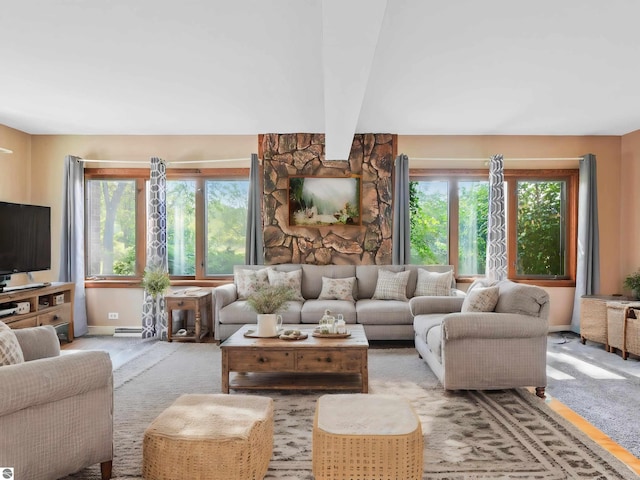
[256,313,282,337]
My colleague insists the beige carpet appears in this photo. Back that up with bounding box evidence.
[63,341,639,479]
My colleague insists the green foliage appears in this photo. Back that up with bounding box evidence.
[113,247,136,275]
[516,181,564,276]
[458,181,488,274]
[409,181,448,264]
[245,285,296,314]
[141,266,170,298]
[623,271,640,298]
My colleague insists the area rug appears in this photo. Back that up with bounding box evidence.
[63,342,638,479]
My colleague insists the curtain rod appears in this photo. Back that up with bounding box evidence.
[409,157,583,161]
[80,157,250,165]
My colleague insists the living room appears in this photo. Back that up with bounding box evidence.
[2,1,640,479]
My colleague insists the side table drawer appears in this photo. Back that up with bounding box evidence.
[295,350,363,373]
[227,349,295,371]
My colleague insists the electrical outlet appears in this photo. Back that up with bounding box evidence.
[108,312,119,320]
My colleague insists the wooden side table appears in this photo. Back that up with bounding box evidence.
[165,290,213,342]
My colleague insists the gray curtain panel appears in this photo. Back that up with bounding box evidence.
[142,157,168,340]
[245,153,264,265]
[392,154,411,265]
[486,154,507,282]
[571,154,601,332]
[58,155,88,337]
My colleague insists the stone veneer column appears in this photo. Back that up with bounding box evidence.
[261,133,395,265]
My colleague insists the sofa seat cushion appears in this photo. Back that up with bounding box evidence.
[219,301,302,325]
[301,300,357,324]
[356,299,412,325]
[413,315,444,360]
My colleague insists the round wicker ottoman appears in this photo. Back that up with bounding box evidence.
[312,394,423,480]
[142,393,274,480]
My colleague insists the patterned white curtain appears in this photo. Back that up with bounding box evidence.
[141,157,168,340]
[486,154,507,282]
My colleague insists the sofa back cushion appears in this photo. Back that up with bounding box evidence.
[301,265,356,299]
[356,265,404,299]
[0,321,25,366]
[495,280,549,318]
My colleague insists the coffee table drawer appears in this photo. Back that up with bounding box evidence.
[295,350,363,373]
[227,349,295,371]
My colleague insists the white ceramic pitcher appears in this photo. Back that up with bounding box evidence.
[256,313,283,337]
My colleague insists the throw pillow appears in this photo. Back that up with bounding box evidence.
[461,286,500,313]
[372,269,411,301]
[0,320,25,366]
[414,269,453,296]
[235,268,269,300]
[267,268,305,301]
[318,276,356,302]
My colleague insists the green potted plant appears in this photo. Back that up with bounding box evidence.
[246,285,295,314]
[141,265,171,336]
[623,270,640,299]
[246,285,296,337]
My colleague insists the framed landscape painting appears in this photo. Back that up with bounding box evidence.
[288,176,361,226]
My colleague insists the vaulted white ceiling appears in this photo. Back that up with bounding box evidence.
[2,0,640,160]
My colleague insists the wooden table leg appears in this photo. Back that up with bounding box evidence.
[361,350,369,393]
[167,308,173,342]
[221,349,230,394]
[195,307,202,343]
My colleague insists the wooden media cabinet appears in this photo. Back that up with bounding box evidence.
[0,282,74,342]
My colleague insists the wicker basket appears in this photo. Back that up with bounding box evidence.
[580,297,610,349]
[606,302,628,354]
[626,309,640,359]
[312,394,423,480]
[143,394,273,480]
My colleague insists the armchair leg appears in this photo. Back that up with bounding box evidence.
[101,460,112,480]
[535,387,546,399]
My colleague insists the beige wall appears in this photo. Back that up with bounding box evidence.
[27,134,256,330]
[621,130,640,284]
[0,124,32,204]
[399,135,623,330]
[1,127,634,332]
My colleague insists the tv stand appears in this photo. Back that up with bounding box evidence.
[0,282,74,342]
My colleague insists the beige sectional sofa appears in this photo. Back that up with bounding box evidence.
[411,279,550,397]
[213,263,461,341]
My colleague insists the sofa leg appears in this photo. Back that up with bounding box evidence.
[101,460,112,480]
[535,387,546,399]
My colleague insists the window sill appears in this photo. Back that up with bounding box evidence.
[85,277,233,289]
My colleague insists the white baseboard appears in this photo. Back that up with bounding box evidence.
[87,326,142,337]
[548,324,573,333]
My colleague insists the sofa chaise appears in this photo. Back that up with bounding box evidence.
[213,264,462,341]
[411,279,550,397]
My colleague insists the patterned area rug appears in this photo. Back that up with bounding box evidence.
[63,342,638,479]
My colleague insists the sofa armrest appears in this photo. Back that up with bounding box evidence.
[13,325,61,361]
[0,350,113,417]
[442,312,548,341]
[409,295,465,316]
[213,283,238,340]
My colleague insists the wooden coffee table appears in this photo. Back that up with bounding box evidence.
[220,324,369,394]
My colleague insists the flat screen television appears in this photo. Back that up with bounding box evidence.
[0,201,51,277]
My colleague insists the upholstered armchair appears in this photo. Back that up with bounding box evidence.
[0,325,113,480]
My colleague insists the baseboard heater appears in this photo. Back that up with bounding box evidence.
[113,327,142,337]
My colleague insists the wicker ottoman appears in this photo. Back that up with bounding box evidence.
[143,394,274,480]
[313,394,423,480]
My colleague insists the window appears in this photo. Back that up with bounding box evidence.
[86,179,138,276]
[410,169,577,284]
[85,169,249,280]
